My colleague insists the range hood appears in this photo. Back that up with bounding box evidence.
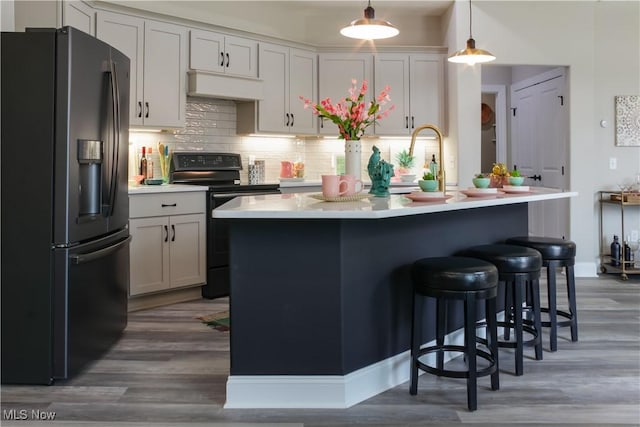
[187,71,264,101]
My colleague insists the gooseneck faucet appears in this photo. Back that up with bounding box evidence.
[408,124,445,194]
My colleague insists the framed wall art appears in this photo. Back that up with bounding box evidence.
[615,95,640,146]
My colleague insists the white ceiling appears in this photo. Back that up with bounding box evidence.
[101,1,455,46]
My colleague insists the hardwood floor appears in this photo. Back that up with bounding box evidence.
[2,275,639,426]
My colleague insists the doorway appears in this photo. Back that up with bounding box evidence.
[482,66,570,239]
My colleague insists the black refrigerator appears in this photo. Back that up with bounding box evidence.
[1,27,131,384]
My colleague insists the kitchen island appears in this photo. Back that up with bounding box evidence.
[214,188,577,409]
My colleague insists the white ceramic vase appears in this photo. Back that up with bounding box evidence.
[344,139,362,180]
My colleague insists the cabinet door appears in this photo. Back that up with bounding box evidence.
[169,214,206,288]
[318,53,373,136]
[96,11,144,126]
[143,20,187,128]
[189,29,224,73]
[129,217,170,296]
[409,54,443,129]
[289,48,317,134]
[63,1,95,35]
[258,43,289,133]
[374,54,410,135]
[225,35,258,78]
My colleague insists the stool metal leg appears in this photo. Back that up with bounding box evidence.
[436,298,446,372]
[410,291,422,395]
[513,276,524,376]
[566,265,579,342]
[464,294,478,411]
[547,261,559,351]
[531,278,543,360]
[485,296,499,391]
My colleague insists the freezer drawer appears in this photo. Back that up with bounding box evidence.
[53,231,131,380]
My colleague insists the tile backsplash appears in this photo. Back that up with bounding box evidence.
[129,96,440,183]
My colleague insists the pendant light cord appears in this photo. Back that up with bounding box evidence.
[468,0,473,39]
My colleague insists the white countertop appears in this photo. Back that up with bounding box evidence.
[128,184,208,194]
[212,187,578,220]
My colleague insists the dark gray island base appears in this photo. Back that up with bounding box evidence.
[225,203,528,408]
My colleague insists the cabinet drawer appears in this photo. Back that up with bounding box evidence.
[130,192,206,218]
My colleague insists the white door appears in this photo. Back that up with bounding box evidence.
[258,43,289,133]
[374,54,409,135]
[129,216,170,295]
[511,68,569,238]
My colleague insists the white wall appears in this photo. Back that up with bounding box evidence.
[1,0,15,31]
[445,1,640,275]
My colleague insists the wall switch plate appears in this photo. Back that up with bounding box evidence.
[609,157,617,170]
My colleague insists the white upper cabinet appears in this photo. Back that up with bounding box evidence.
[256,43,316,134]
[97,10,187,128]
[318,53,373,136]
[189,29,258,78]
[374,53,444,135]
[62,1,95,35]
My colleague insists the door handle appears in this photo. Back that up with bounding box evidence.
[531,174,542,181]
[137,101,142,118]
[411,116,415,129]
[405,116,409,129]
[145,102,149,118]
[164,225,168,242]
[171,224,176,242]
[220,52,225,67]
[70,236,132,265]
[285,113,290,127]
[161,203,177,207]
[226,53,230,67]
[290,113,294,127]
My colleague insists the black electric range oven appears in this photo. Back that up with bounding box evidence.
[170,152,280,299]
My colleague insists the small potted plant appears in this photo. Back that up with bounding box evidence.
[508,168,525,186]
[490,162,510,188]
[395,149,416,182]
[472,173,491,188]
[418,171,438,192]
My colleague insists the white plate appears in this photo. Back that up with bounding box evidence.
[466,187,499,193]
[460,189,503,197]
[404,192,452,202]
[501,185,531,193]
[309,193,371,202]
[279,177,304,182]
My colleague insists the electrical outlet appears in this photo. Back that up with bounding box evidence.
[609,157,617,170]
[631,230,639,243]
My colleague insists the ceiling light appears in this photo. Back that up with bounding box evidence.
[340,0,399,40]
[448,0,496,65]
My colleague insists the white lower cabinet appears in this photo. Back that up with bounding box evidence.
[129,192,206,296]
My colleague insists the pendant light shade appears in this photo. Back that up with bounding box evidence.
[448,0,495,65]
[340,1,399,40]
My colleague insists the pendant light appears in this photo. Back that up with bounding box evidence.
[448,0,496,65]
[340,0,399,40]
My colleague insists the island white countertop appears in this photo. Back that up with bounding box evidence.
[213,187,578,220]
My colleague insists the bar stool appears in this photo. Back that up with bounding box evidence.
[506,236,578,351]
[410,256,499,411]
[459,244,543,376]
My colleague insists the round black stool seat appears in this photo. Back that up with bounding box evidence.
[506,236,579,351]
[458,244,543,376]
[410,256,500,411]
[412,256,499,293]
[506,236,576,263]
[461,244,542,274]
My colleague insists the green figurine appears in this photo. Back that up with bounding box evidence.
[368,146,394,197]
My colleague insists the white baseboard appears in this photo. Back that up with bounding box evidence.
[224,327,466,409]
[574,261,598,278]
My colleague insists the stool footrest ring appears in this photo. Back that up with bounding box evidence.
[415,344,497,380]
[540,308,575,328]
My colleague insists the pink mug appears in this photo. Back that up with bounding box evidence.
[341,174,363,196]
[321,175,348,198]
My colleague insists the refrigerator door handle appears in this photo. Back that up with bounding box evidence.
[69,235,131,265]
[106,59,121,218]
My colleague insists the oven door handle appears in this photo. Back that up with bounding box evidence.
[212,191,280,199]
